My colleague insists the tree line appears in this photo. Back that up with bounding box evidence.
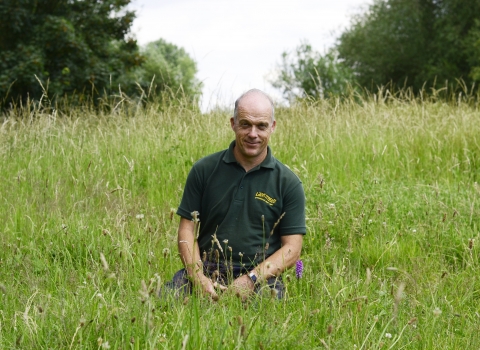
[0,0,201,109]
[272,0,480,101]
[2,0,479,109]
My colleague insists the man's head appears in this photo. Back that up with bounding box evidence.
[230,89,276,167]
[233,89,275,123]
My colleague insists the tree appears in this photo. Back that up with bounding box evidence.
[336,0,480,92]
[121,39,202,104]
[270,42,354,101]
[0,0,142,106]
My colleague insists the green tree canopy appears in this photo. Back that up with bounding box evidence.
[272,0,480,100]
[336,0,480,92]
[270,42,354,101]
[0,0,142,106]
[121,39,202,104]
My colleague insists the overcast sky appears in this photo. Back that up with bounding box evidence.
[128,0,371,111]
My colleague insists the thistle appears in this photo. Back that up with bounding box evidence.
[295,260,304,279]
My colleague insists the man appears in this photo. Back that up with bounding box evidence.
[166,89,306,301]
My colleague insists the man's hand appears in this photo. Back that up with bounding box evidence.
[230,274,255,302]
[194,274,220,301]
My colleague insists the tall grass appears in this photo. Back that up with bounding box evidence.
[0,92,479,349]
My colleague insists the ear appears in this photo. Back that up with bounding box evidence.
[271,120,276,132]
[230,117,235,130]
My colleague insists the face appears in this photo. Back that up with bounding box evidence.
[230,92,276,166]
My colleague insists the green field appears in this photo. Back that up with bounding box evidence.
[1,95,479,349]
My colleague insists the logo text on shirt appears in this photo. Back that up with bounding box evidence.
[255,191,277,206]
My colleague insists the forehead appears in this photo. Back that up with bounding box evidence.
[236,93,273,122]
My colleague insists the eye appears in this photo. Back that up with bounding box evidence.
[258,124,268,131]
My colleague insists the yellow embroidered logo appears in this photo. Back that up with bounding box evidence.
[255,191,277,206]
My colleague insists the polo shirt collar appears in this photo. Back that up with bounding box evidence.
[223,140,275,169]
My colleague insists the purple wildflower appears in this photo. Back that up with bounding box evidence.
[295,260,304,279]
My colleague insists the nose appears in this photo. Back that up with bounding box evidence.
[248,125,258,137]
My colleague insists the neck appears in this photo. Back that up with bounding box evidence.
[233,147,267,172]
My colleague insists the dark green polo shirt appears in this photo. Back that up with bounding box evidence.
[177,141,306,269]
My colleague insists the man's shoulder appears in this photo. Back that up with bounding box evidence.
[192,148,228,170]
[270,157,303,184]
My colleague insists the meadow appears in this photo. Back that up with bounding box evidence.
[0,92,479,349]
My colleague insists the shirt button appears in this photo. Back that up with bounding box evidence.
[240,186,244,189]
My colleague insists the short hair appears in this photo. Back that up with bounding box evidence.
[233,89,275,122]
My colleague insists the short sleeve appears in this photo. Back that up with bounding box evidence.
[177,165,203,220]
[279,181,307,235]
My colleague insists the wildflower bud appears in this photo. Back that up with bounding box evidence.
[295,260,304,279]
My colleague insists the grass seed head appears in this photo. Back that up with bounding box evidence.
[366,267,372,284]
[163,248,170,258]
[240,324,246,338]
[100,253,109,271]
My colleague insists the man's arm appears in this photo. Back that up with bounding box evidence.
[177,217,219,300]
[230,234,303,297]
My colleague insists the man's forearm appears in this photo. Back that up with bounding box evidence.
[177,218,204,280]
[177,217,220,299]
[251,235,303,283]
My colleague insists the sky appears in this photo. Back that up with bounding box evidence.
[128,0,371,111]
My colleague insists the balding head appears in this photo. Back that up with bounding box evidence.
[233,89,275,122]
